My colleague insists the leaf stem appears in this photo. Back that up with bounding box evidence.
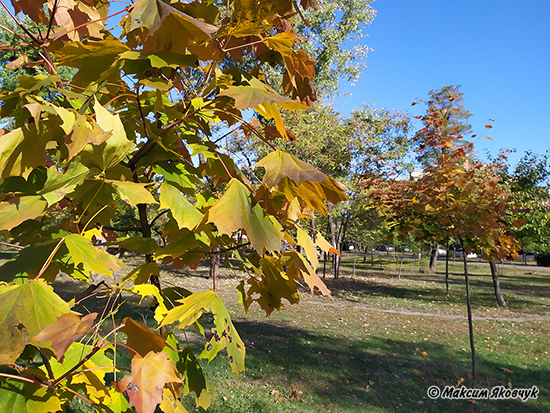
[33,237,66,281]
[0,372,39,384]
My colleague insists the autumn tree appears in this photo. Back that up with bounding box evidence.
[0,1,349,412]
[365,101,520,379]
[411,85,473,271]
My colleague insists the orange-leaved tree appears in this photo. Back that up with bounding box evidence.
[364,98,520,380]
[0,1,347,412]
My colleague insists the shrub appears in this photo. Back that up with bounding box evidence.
[534,246,550,266]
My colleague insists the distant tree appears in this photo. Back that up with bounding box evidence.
[412,85,473,272]
[506,151,550,255]
[366,100,520,380]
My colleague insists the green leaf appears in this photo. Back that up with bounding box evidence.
[120,262,160,286]
[91,98,133,171]
[0,280,73,363]
[40,162,90,206]
[55,39,130,86]
[0,128,46,179]
[0,238,71,283]
[160,183,203,230]
[109,180,158,208]
[0,196,48,231]
[118,237,159,255]
[47,342,114,403]
[153,161,198,194]
[65,233,123,276]
[255,150,326,188]
[0,379,62,413]
[207,179,283,252]
[160,291,245,376]
[219,77,308,110]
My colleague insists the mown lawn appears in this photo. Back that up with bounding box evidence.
[19,251,550,412]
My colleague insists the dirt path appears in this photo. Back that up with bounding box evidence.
[304,298,550,322]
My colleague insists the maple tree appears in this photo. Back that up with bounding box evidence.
[0,0,349,411]
[364,99,521,379]
[229,103,411,278]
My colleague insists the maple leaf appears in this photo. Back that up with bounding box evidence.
[160,183,203,230]
[119,317,168,357]
[160,291,245,376]
[255,150,326,188]
[207,178,284,252]
[33,312,97,360]
[116,351,182,413]
[0,280,73,363]
[65,233,123,277]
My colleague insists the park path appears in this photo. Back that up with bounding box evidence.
[304,299,550,322]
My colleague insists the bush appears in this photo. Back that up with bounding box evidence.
[534,246,550,266]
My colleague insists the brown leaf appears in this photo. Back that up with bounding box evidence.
[34,312,97,360]
[119,317,168,357]
[6,56,30,70]
[116,351,182,413]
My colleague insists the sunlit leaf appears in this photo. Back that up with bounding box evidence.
[160,183,203,230]
[65,233,123,276]
[0,280,73,363]
[207,178,283,252]
[33,312,97,360]
[115,351,182,413]
[160,291,245,375]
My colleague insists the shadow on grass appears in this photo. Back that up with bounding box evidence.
[319,277,545,313]
[194,320,549,413]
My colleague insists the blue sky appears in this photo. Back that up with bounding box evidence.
[334,0,550,168]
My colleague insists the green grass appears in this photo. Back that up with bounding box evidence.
[4,249,550,412]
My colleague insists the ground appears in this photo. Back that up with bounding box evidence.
[21,252,550,412]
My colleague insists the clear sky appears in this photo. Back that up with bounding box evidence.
[334,0,550,168]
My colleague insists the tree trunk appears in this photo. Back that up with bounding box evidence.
[209,247,220,292]
[323,251,327,279]
[428,244,439,273]
[398,249,405,280]
[363,246,368,263]
[445,245,450,295]
[461,240,476,381]
[489,258,509,309]
[326,207,340,279]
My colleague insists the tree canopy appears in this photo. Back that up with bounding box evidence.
[0,0,353,411]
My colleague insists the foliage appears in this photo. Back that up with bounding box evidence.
[505,151,550,251]
[0,1,350,412]
[364,95,522,379]
[534,245,550,267]
[261,0,376,98]
[413,85,472,168]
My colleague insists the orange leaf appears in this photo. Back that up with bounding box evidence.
[116,351,182,413]
[34,312,97,360]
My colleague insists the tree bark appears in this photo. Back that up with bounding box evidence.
[445,245,450,295]
[398,249,405,280]
[428,243,439,273]
[209,247,221,292]
[461,240,476,380]
[489,258,509,309]
[326,206,340,279]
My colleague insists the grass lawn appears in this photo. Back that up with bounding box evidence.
[6,250,549,412]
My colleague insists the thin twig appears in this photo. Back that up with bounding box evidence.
[46,0,59,40]
[0,241,24,250]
